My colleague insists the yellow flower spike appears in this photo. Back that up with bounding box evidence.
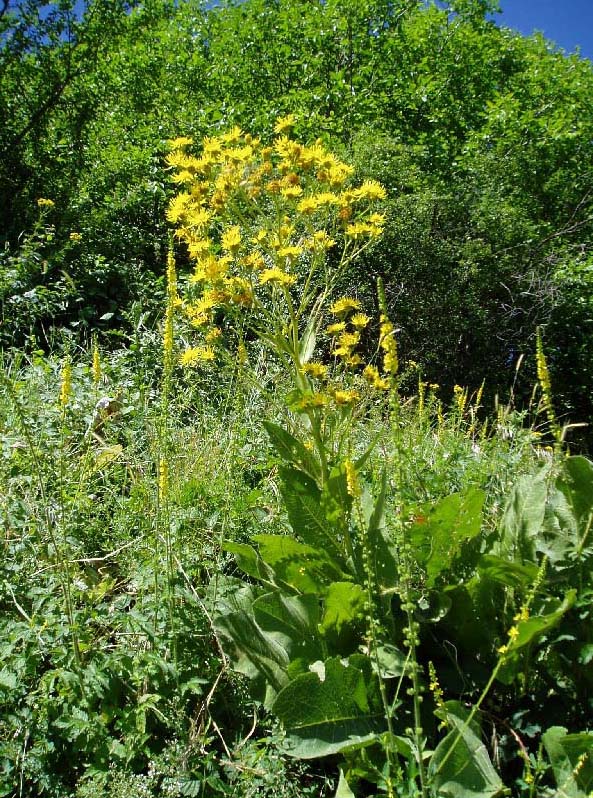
[158,458,168,503]
[92,340,101,387]
[345,460,361,498]
[59,358,72,409]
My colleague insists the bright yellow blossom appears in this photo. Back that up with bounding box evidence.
[259,268,297,286]
[274,114,297,134]
[330,298,361,317]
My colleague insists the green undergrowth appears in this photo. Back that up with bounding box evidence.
[0,337,575,797]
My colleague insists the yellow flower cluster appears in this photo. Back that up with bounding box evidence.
[164,120,387,365]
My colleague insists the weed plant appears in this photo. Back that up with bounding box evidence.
[0,120,592,798]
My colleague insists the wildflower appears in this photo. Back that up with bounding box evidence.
[345,460,361,497]
[306,231,336,251]
[277,245,303,263]
[168,136,194,150]
[179,346,215,367]
[330,297,361,317]
[345,221,381,239]
[302,362,328,379]
[69,232,82,242]
[363,364,389,391]
[158,458,168,503]
[221,125,243,144]
[297,392,329,410]
[259,268,296,286]
[333,389,359,406]
[187,238,212,259]
[280,185,303,199]
[351,313,370,330]
[37,198,55,208]
[353,180,387,201]
[92,340,101,386]
[205,327,222,343]
[166,192,192,224]
[59,359,72,409]
[221,225,242,254]
[326,322,346,335]
[379,313,398,376]
[274,114,297,134]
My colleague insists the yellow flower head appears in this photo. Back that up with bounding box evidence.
[351,313,370,330]
[221,225,242,254]
[179,346,215,367]
[168,136,194,150]
[37,198,55,208]
[330,297,361,317]
[274,114,297,135]
[326,321,346,335]
[302,362,328,379]
[259,268,297,286]
[333,389,360,406]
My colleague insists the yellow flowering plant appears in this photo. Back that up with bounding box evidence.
[166,121,390,486]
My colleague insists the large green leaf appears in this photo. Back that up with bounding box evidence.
[223,541,276,587]
[212,584,291,708]
[542,726,593,797]
[319,581,366,636]
[253,534,347,593]
[252,591,323,667]
[499,465,551,562]
[429,702,504,798]
[478,555,538,590]
[364,469,398,588]
[278,465,345,563]
[410,488,485,587]
[272,655,384,758]
[559,457,593,531]
[262,420,321,482]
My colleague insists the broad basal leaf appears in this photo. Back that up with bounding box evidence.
[542,726,593,797]
[429,702,504,798]
[253,534,347,593]
[272,655,384,758]
[410,488,485,587]
[278,465,345,562]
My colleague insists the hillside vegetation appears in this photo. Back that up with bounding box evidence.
[1,1,593,796]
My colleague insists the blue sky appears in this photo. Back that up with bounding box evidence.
[493,0,593,60]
